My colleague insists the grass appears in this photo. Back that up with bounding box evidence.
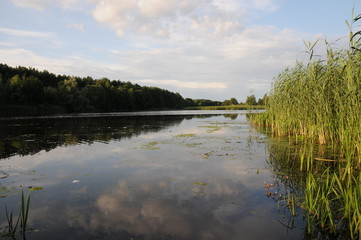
[250,12,361,238]
[184,105,264,110]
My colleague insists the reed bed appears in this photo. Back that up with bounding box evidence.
[252,19,361,171]
[253,46,361,170]
[251,13,361,238]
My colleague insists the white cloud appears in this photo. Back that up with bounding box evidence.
[0,48,124,79]
[0,22,306,100]
[242,0,281,12]
[92,0,246,39]
[0,27,56,38]
[67,23,85,31]
[105,24,305,99]
[11,0,83,10]
[11,0,49,10]
[0,41,16,47]
[136,79,227,89]
[4,0,310,100]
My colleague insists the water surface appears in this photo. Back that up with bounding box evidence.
[0,110,305,239]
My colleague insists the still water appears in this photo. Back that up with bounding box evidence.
[0,110,305,239]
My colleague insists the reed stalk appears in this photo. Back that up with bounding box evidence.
[1,190,31,239]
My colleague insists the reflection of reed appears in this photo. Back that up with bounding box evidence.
[1,191,30,239]
[265,138,361,239]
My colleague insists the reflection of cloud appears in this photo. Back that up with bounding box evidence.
[1,115,304,239]
[22,169,301,239]
[69,177,248,239]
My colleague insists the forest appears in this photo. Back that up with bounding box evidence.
[0,63,264,116]
[0,63,190,116]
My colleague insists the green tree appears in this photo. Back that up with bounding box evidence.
[257,94,268,105]
[230,97,238,105]
[245,94,257,105]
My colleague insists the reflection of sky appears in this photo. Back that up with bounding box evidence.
[0,114,304,239]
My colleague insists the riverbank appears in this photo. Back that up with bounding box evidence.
[184,105,264,110]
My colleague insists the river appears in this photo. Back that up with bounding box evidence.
[0,110,305,239]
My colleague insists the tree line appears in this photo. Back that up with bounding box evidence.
[0,63,186,115]
[0,63,266,116]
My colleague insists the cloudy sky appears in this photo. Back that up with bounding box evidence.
[0,0,360,101]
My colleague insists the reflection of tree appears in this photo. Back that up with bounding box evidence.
[0,115,190,159]
[223,114,238,120]
[0,114,228,159]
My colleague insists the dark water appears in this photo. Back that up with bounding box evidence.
[0,110,305,240]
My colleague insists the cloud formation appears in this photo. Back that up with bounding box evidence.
[0,27,55,38]
[11,0,80,10]
[92,0,247,39]
[3,0,315,100]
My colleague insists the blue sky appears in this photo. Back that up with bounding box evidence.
[0,0,360,101]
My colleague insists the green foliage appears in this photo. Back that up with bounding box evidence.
[0,64,187,115]
[257,94,268,105]
[245,94,257,105]
[222,97,239,106]
[185,98,222,107]
[251,12,361,238]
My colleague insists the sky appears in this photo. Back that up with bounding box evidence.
[0,0,360,102]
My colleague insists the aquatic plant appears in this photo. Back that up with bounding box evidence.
[1,191,31,239]
[252,11,361,238]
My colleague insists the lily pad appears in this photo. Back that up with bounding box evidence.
[29,187,43,191]
[194,181,207,186]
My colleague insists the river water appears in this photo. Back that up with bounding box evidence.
[0,110,305,239]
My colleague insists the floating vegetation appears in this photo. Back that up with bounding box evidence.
[194,181,207,186]
[186,143,202,148]
[202,151,213,159]
[199,126,222,133]
[0,171,9,179]
[175,133,197,138]
[140,141,160,150]
[29,187,43,191]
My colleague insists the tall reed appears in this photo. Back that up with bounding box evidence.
[251,12,361,238]
[251,14,361,173]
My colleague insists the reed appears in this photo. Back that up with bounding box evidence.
[1,191,31,239]
[251,13,361,172]
[251,12,361,238]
